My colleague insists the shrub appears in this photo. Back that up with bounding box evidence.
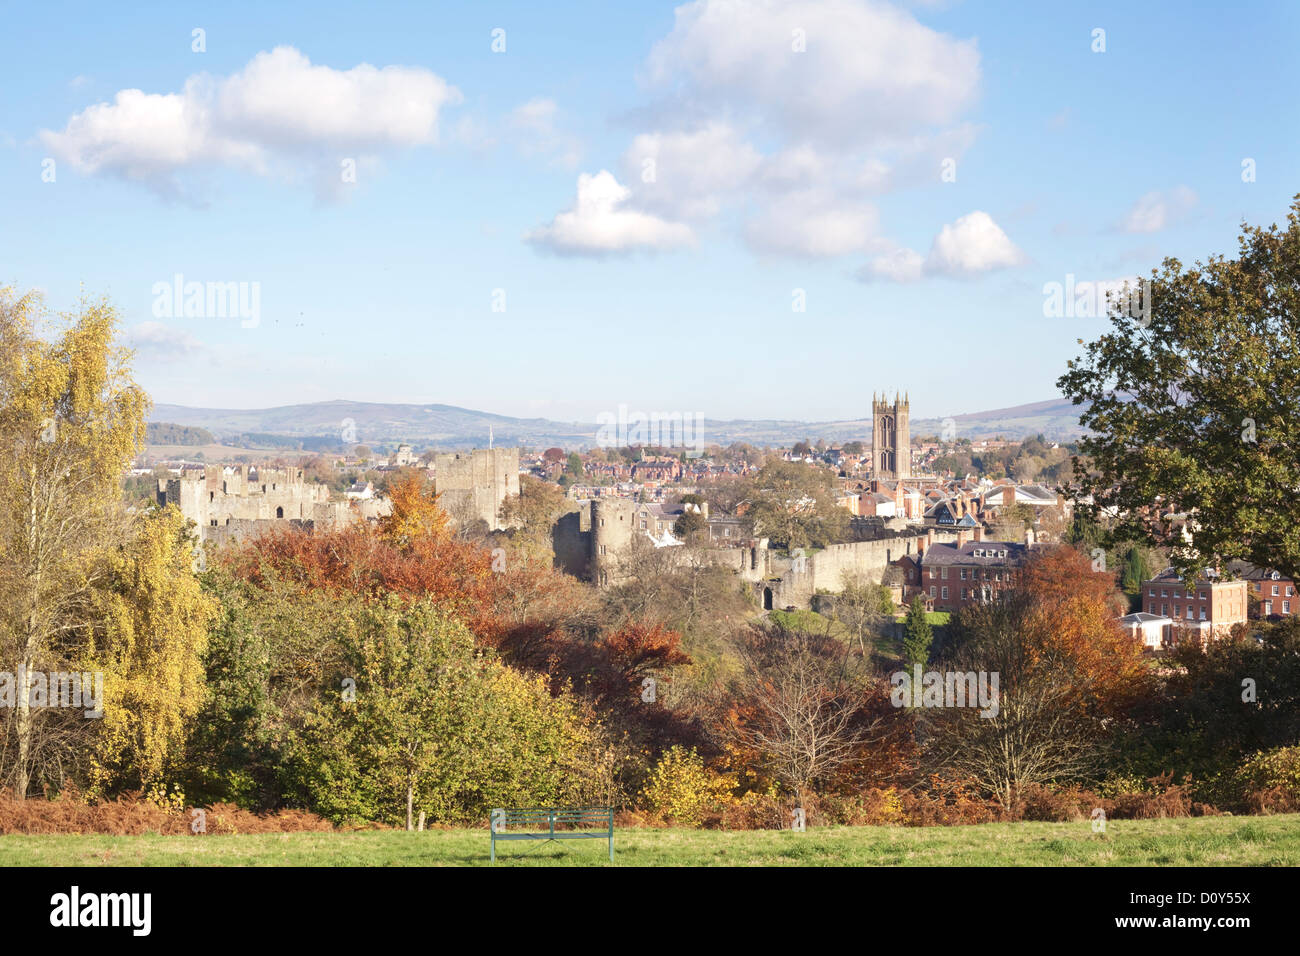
[1233,746,1300,814]
[639,747,734,827]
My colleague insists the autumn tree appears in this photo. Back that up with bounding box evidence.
[0,288,148,798]
[379,471,449,545]
[1059,197,1300,581]
[498,474,569,565]
[926,546,1151,807]
[724,625,888,807]
[87,506,216,794]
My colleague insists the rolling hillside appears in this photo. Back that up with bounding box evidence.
[148,397,1088,451]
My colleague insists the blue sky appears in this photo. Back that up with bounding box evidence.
[1,0,1297,424]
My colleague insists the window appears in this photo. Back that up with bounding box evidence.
[1161,589,1168,598]
[1286,601,1292,615]
[929,586,936,598]
[1288,586,1294,597]
[942,567,949,579]
[1161,604,1167,615]
[1273,585,1280,596]
[1173,605,1180,617]
[941,587,948,600]
[1264,601,1272,615]
[960,569,967,580]
[1199,608,1206,620]
[1199,591,1206,601]
[1148,589,1155,597]
[1186,606,1194,620]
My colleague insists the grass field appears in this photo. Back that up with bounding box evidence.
[2,814,1296,866]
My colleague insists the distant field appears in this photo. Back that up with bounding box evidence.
[2,814,1295,866]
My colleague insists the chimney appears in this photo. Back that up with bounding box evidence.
[973,525,983,543]
[957,528,970,547]
[925,528,935,552]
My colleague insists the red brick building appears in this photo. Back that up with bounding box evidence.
[1141,569,1247,639]
[1229,561,1297,618]
[899,529,1031,613]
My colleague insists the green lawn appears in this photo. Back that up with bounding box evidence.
[2,814,1296,866]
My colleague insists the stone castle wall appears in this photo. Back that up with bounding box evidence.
[433,448,520,531]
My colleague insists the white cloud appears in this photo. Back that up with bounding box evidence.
[925,210,1025,276]
[621,123,761,219]
[744,190,881,257]
[128,322,208,361]
[525,1,985,264]
[1118,186,1197,234]
[860,210,1024,281]
[644,0,980,149]
[525,170,695,255]
[759,145,829,190]
[40,46,462,196]
[860,244,924,282]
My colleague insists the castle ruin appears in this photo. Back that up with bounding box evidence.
[158,465,387,545]
[433,448,520,531]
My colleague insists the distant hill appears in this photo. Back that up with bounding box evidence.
[147,397,1088,451]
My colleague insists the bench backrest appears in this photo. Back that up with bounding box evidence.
[491,807,613,832]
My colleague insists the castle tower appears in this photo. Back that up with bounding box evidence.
[872,392,911,481]
[590,498,635,585]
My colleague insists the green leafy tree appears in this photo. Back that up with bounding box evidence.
[284,598,595,827]
[745,460,849,550]
[1119,545,1152,597]
[902,597,933,668]
[672,509,707,539]
[1059,197,1300,580]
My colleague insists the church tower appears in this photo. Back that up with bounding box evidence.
[872,392,911,480]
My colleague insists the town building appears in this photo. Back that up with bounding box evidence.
[1228,561,1297,618]
[899,530,1030,613]
[1140,569,1247,639]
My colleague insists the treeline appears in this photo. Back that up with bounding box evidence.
[146,422,216,445]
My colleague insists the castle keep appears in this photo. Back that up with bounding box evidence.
[433,448,520,531]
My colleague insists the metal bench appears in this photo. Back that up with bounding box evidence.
[489,807,614,863]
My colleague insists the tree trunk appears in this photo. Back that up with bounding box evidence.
[14,626,39,800]
[406,781,414,831]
